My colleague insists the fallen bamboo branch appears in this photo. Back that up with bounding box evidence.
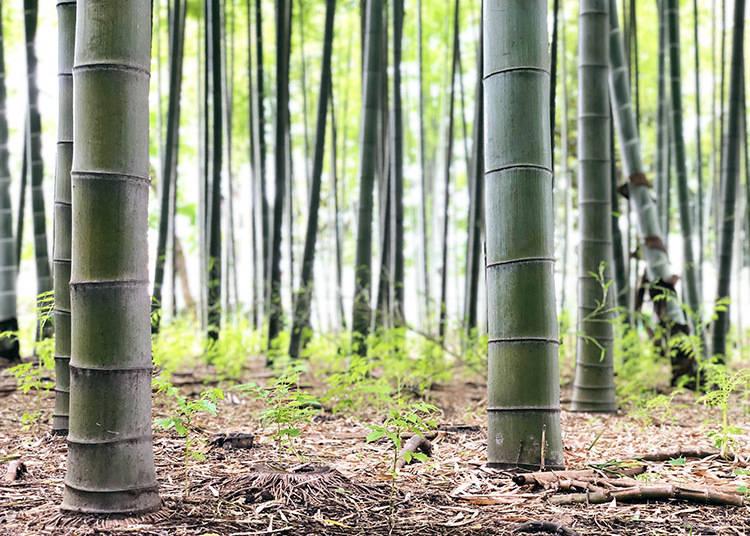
[513,465,645,487]
[512,520,581,536]
[548,483,746,507]
[396,435,433,469]
[631,447,723,462]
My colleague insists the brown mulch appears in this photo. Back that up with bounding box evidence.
[1,363,749,535]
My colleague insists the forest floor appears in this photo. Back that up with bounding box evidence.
[1,357,749,536]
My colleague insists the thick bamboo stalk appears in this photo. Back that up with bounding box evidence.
[572,0,616,414]
[0,2,19,364]
[483,0,563,469]
[52,0,76,434]
[711,0,746,359]
[62,0,159,514]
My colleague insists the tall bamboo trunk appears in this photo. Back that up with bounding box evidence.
[711,0,746,359]
[252,0,269,316]
[24,0,53,337]
[610,103,629,317]
[572,0,616,413]
[62,0,159,514]
[267,0,292,347]
[389,0,405,325]
[288,0,335,359]
[655,0,669,234]
[52,0,76,434]
[206,0,223,340]
[153,0,186,332]
[483,0,563,469]
[665,0,702,330]
[351,0,384,346]
[0,2,19,364]
[464,49,483,335]
[438,0,459,343]
[692,0,705,293]
[608,0,695,385]
[416,0,431,333]
[15,130,27,271]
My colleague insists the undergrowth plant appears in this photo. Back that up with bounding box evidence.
[154,376,224,463]
[6,334,55,429]
[236,363,320,453]
[366,399,440,475]
[697,361,750,457]
[205,317,261,379]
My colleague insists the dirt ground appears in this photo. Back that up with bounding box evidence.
[1,360,749,536]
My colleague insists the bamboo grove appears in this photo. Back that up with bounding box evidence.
[0,0,746,516]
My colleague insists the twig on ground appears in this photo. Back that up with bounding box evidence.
[396,435,433,470]
[548,484,746,507]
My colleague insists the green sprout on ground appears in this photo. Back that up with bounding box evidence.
[236,363,320,453]
[366,399,439,475]
[154,376,224,462]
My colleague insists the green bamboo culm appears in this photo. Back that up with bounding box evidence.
[351,0,384,348]
[152,0,187,333]
[51,0,76,435]
[572,0,616,413]
[288,0,336,359]
[0,0,19,364]
[711,0,746,359]
[23,0,53,338]
[665,0,702,331]
[483,0,563,469]
[62,0,160,514]
[608,0,695,384]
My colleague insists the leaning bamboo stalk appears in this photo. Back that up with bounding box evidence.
[62,0,159,514]
[608,0,695,384]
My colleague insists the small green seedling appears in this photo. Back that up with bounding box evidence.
[366,400,439,475]
[236,363,320,452]
[154,376,224,462]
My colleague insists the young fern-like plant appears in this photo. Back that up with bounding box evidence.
[697,362,750,457]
